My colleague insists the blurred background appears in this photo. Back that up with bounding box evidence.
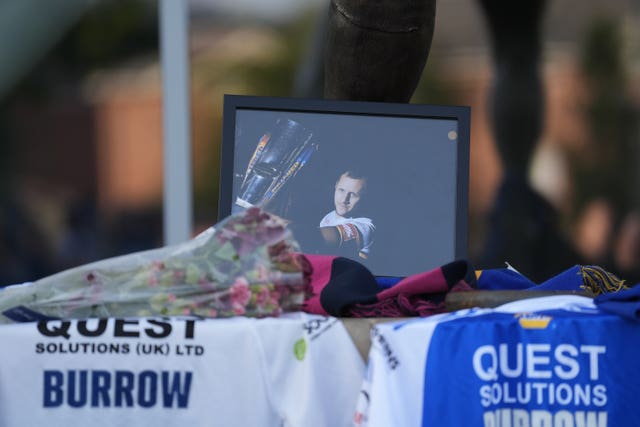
[0,0,638,286]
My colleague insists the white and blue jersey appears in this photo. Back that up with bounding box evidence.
[358,296,640,427]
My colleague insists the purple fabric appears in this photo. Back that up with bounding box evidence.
[477,264,628,295]
[301,256,477,317]
[476,268,536,290]
[595,285,640,320]
[535,265,584,291]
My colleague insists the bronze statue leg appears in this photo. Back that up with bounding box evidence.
[324,0,436,103]
[322,0,582,279]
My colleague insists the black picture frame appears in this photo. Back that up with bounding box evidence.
[219,94,470,278]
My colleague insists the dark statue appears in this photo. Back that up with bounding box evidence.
[324,0,436,103]
[322,0,582,281]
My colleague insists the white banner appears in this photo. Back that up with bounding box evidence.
[0,313,364,427]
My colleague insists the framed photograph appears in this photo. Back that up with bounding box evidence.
[219,94,470,278]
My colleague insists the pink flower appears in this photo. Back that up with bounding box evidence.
[255,287,270,307]
[232,303,246,315]
[269,289,281,306]
[230,277,251,307]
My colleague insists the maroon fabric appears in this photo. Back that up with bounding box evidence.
[348,271,476,317]
[376,267,450,299]
[300,254,338,316]
[348,296,443,317]
[300,255,477,318]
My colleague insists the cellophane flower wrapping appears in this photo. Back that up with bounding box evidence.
[0,207,311,324]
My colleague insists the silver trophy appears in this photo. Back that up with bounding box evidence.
[236,118,316,212]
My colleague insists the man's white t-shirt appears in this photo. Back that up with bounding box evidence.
[319,210,375,258]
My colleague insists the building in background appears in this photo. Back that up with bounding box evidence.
[0,0,638,285]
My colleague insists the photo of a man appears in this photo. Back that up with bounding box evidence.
[319,170,375,260]
[223,97,468,277]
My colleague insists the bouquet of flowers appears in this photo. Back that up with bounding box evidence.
[0,207,311,323]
